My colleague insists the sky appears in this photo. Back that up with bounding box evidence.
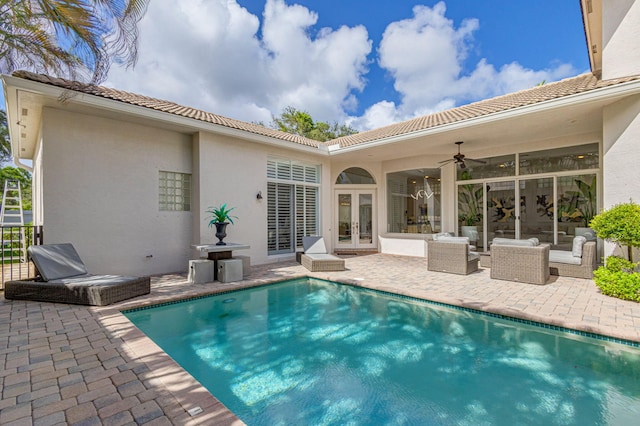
[6,0,591,132]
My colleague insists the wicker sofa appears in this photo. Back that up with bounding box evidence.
[4,243,151,306]
[549,240,597,279]
[427,239,479,275]
[490,238,550,285]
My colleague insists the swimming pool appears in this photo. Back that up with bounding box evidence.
[124,278,640,425]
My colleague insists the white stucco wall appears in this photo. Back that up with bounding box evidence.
[40,108,193,276]
[194,132,331,265]
[602,95,640,259]
[602,0,640,80]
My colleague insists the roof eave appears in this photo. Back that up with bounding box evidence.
[329,77,640,155]
[2,74,329,159]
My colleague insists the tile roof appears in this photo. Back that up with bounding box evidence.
[12,70,322,148]
[328,72,640,148]
[13,70,640,150]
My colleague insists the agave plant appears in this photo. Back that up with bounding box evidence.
[206,204,238,226]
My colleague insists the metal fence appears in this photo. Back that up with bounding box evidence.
[1,225,44,287]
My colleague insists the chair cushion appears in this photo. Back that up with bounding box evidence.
[549,250,582,265]
[432,232,453,241]
[572,236,587,257]
[28,243,89,281]
[437,236,469,244]
[528,237,540,246]
[492,238,537,247]
[302,236,327,254]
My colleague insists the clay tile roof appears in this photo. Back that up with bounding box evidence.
[12,70,322,148]
[13,70,640,150]
[327,72,640,147]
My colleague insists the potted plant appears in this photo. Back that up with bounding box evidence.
[458,170,482,241]
[206,204,238,245]
[574,177,597,240]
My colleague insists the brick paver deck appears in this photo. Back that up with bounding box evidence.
[2,254,640,425]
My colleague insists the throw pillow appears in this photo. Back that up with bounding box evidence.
[572,236,587,258]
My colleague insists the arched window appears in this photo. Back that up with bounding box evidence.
[335,167,375,184]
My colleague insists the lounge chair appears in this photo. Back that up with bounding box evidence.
[4,243,150,306]
[549,238,597,279]
[301,236,345,272]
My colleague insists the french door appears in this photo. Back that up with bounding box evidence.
[335,190,376,249]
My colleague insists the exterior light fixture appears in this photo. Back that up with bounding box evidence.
[256,191,263,200]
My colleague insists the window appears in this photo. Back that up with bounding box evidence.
[159,171,191,211]
[387,168,441,234]
[336,167,375,184]
[267,159,320,254]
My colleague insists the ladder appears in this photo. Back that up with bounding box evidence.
[1,180,27,262]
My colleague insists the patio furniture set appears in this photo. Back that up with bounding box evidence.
[427,233,597,285]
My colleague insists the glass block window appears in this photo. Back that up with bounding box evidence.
[159,171,191,211]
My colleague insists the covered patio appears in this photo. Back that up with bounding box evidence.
[2,254,639,425]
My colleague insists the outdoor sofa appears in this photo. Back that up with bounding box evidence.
[490,238,550,285]
[4,243,150,306]
[301,236,345,272]
[427,236,479,275]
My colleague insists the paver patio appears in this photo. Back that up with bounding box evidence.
[2,253,640,425]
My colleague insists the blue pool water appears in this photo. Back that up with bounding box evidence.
[124,278,640,425]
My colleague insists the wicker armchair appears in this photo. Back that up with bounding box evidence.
[549,241,597,279]
[490,244,550,285]
[427,240,479,275]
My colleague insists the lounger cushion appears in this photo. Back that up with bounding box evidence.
[303,253,340,261]
[572,236,587,258]
[549,250,582,265]
[303,236,328,254]
[28,243,88,281]
[432,232,454,241]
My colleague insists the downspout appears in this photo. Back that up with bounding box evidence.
[13,156,33,173]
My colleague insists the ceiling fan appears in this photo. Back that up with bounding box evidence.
[438,141,487,169]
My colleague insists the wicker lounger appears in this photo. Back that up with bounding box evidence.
[427,240,479,275]
[301,236,345,272]
[3,243,150,306]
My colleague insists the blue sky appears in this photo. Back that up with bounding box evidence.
[3,1,590,132]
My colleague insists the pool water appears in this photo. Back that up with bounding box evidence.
[124,278,640,425]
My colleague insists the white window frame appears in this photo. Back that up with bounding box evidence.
[267,158,321,255]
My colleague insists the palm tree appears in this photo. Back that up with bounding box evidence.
[0,0,149,84]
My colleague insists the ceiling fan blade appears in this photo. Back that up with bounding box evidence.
[466,158,487,164]
[438,159,455,168]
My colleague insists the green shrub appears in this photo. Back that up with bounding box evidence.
[590,201,640,262]
[593,256,640,302]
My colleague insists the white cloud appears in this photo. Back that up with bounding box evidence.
[106,0,371,125]
[106,0,577,132]
[353,1,577,130]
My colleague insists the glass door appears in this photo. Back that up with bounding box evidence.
[487,180,516,243]
[520,177,554,243]
[335,190,376,249]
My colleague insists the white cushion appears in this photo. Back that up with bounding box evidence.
[302,236,327,254]
[550,250,582,265]
[492,238,536,247]
[572,236,587,258]
[437,236,469,244]
[528,237,540,246]
[468,253,480,262]
[432,232,453,241]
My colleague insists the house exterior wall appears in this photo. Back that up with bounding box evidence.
[193,131,331,266]
[602,0,640,80]
[602,94,640,258]
[40,108,193,276]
